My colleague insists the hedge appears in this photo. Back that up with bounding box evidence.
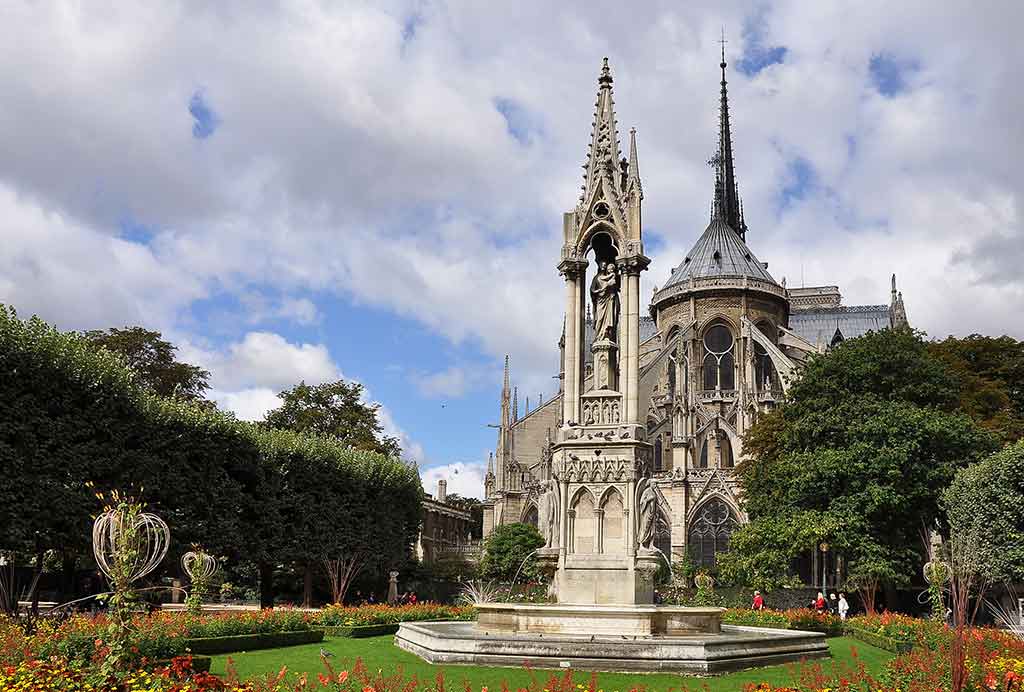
[0,306,422,601]
[721,608,844,637]
[321,624,400,638]
[845,626,914,653]
[185,629,325,655]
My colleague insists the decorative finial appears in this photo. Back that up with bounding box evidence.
[720,27,728,69]
[599,57,613,86]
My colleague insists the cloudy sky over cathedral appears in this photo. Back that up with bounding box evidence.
[2,2,1022,497]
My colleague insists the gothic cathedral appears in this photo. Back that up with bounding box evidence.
[482,56,909,572]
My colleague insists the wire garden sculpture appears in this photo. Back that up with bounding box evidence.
[92,507,170,587]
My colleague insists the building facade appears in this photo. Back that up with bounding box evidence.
[481,55,909,574]
[417,480,476,563]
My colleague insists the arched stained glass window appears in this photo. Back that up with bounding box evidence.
[698,440,708,468]
[654,435,663,472]
[687,498,738,569]
[702,325,735,391]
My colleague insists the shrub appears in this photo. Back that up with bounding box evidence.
[479,523,545,582]
[314,603,475,627]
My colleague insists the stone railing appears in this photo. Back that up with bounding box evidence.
[652,275,787,306]
[437,541,483,560]
[699,389,737,403]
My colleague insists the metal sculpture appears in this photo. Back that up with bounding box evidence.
[182,550,218,584]
[92,507,170,585]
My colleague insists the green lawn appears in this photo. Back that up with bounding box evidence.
[209,635,893,691]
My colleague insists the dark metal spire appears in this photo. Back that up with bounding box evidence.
[715,32,743,238]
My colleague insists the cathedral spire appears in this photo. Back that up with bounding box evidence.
[626,127,643,199]
[580,58,624,206]
[513,386,519,422]
[501,354,511,428]
[714,35,743,238]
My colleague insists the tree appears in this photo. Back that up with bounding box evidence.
[943,440,1024,583]
[479,523,545,583]
[929,334,1024,443]
[263,380,401,458]
[723,329,997,598]
[83,327,211,401]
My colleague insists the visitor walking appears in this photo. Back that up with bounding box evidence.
[837,593,849,620]
[751,590,765,611]
[814,592,827,613]
[829,593,838,615]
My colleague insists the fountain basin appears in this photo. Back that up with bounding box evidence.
[395,620,829,674]
[477,602,724,637]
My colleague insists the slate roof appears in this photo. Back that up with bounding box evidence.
[663,216,778,288]
[788,305,892,347]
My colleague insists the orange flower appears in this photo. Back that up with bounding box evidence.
[985,671,997,688]
[339,670,349,682]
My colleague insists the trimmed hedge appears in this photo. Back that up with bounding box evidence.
[321,624,400,638]
[185,629,324,655]
[846,626,914,653]
[721,608,844,637]
[147,655,213,673]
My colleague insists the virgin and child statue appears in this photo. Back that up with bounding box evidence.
[590,261,620,343]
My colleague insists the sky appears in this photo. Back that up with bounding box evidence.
[2,1,1023,499]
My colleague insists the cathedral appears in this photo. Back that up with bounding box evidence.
[481,53,909,574]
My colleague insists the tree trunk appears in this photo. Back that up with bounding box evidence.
[258,562,274,609]
[302,562,313,609]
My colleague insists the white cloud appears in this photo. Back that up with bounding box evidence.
[420,461,488,500]
[183,331,341,392]
[413,366,473,399]
[211,387,281,422]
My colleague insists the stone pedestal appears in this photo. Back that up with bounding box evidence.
[591,338,618,391]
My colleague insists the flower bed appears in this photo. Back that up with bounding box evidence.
[314,602,476,627]
[845,611,948,650]
[722,608,844,637]
[1,609,316,667]
[743,618,1024,692]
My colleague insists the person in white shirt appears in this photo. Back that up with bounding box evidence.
[838,592,850,620]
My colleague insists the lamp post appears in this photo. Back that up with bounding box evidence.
[820,542,830,590]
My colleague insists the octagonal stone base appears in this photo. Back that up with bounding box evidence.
[395,620,829,674]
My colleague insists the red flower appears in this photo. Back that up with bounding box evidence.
[985,671,997,689]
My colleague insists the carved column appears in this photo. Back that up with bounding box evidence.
[618,256,648,424]
[559,258,587,426]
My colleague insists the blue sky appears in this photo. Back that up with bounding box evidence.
[2,1,1023,498]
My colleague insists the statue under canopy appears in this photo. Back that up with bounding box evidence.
[590,261,620,342]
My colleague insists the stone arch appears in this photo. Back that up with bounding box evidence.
[598,486,625,554]
[696,312,740,336]
[578,220,623,256]
[687,495,740,570]
[569,487,597,554]
[521,503,539,527]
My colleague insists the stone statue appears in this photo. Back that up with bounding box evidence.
[387,571,399,604]
[636,479,662,550]
[590,261,620,342]
[538,478,560,547]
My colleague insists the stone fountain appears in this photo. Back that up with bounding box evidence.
[396,60,827,673]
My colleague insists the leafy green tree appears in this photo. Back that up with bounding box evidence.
[479,523,545,583]
[944,440,1024,583]
[929,334,1024,443]
[264,380,401,458]
[83,326,211,401]
[723,329,996,597]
